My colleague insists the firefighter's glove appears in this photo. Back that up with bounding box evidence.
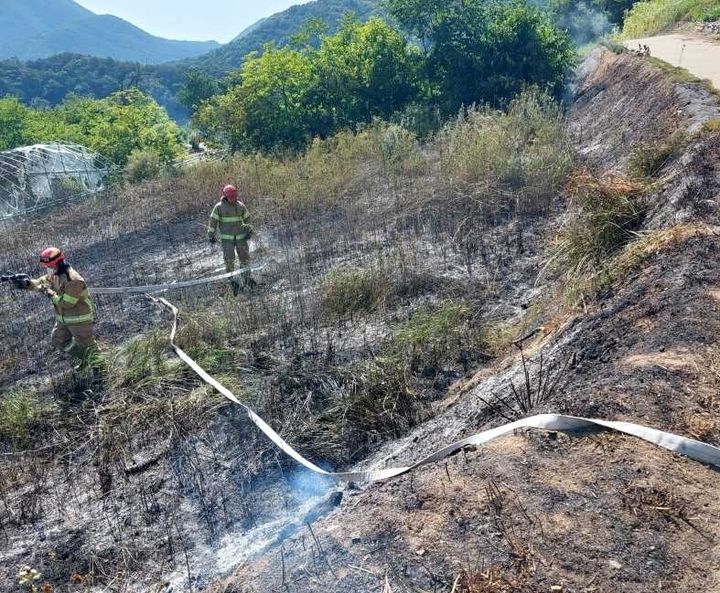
[12,276,31,290]
[208,235,217,245]
[43,287,57,300]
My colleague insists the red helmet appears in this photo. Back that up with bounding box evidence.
[222,184,238,202]
[40,247,64,268]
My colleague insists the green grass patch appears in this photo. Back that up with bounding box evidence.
[102,331,181,390]
[0,388,55,443]
[320,265,392,318]
[622,0,720,38]
[393,301,480,372]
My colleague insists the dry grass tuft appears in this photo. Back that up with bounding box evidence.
[545,169,647,305]
[684,412,718,442]
[702,119,720,133]
[628,131,686,178]
[319,266,393,318]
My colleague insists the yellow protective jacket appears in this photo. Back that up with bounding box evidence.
[30,265,94,325]
[207,199,252,241]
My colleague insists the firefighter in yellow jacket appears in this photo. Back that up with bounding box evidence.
[207,184,254,295]
[16,247,96,359]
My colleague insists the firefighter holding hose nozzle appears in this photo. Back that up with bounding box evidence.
[10,247,96,364]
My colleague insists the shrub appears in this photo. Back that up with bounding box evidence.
[124,149,162,183]
[438,90,571,216]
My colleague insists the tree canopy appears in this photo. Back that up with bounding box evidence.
[0,89,184,166]
[194,17,421,152]
[195,3,575,152]
[387,0,576,112]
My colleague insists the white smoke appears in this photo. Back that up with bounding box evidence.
[557,2,612,46]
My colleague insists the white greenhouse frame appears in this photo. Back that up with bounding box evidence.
[0,143,112,219]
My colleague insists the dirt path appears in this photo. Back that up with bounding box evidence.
[625,33,720,89]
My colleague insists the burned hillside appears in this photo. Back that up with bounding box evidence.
[0,50,719,593]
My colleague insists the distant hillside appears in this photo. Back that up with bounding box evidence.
[0,0,381,122]
[0,54,187,121]
[0,0,219,64]
[180,0,381,75]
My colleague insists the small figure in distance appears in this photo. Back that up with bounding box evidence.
[207,185,255,296]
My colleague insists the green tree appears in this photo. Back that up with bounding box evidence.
[0,89,184,167]
[57,89,184,166]
[311,17,421,132]
[387,0,576,112]
[0,97,29,150]
[231,45,317,151]
[194,17,420,152]
[177,68,221,113]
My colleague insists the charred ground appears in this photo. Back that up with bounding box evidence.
[0,50,719,592]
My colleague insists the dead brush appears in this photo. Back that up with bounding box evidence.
[482,480,542,579]
[478,346,568,421]
[697,345,720,411]
[455,567,524,593]
[684,412,718,443]
[620,483,709,538]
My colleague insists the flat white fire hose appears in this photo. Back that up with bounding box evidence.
[90,265,265,295]
[150,297,720,483]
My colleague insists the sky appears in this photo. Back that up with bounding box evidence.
[73,0,308,43]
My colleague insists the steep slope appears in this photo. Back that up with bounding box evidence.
[0,0,219,64]
[1,50,720,593]
[209,51,720,592]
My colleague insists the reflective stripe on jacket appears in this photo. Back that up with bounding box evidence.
[31,266,94,325]
[207,199,251,241]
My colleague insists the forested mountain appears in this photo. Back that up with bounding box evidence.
[179,0,381,75]
[0,0,219,64]
[0,54,187,121]
[0,0,380,122]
